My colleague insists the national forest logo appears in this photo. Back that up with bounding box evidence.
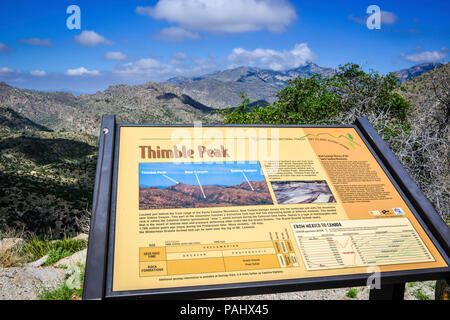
[299,132,361,149]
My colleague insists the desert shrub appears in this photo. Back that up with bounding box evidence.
[0,229,25,267]
[222,63,411,125]
[0,246,21,268]
[346,288,358,298]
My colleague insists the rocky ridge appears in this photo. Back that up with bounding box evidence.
[169,63,337,108]
[0,81,220,135]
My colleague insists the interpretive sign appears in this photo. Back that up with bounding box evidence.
[83,116,449,300]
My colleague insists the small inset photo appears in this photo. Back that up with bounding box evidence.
[271,180,336,204]
[139,161,273,210]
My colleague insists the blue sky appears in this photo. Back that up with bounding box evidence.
[0,0,449,93]
[139,161,265,188]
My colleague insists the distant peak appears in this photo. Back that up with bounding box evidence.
[415,62,442,67]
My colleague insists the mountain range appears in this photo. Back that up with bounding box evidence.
[166,62,443,109]
[0,62,443,135]
[166,62,337,108]
[393,63,443,82]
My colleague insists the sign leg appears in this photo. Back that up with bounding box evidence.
[369,283,405,300]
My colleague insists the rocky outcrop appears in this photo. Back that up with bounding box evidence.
[53,249,87,268]
[0,81,221,135]
[0,267,66,300]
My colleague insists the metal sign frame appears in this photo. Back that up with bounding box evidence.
[83,115,449,300]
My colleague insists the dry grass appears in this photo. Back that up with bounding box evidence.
[74,210,91,235]
[0,229,26,267]
[0,248,22,268]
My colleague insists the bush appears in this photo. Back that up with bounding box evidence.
[222,63,411,125]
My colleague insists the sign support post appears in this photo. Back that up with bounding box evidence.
[83,115,115,300]
[369,283,406,300]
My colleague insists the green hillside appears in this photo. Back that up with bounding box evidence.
[0,107,52,132]
[0,122,97,238]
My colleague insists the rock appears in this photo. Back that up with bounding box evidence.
[72,233,89,241]
[27,255,49,267]
[53,249,87,268]
[0,267,66,300]
[0,238,25,252]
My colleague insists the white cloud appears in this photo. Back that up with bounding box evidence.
[19,38,53,47]
[10,77,25,83]
[104,51,129,61]
[0,67,14,74]
[0,42,12,52]
[154,27,200,41]
[227,43,316,70]
[400,48,448,64]
[65,67,100,76]
[115,58,171,78]
[75,30,113,47]
[171,52,188,60]
[114,43,316,81]
[114,53,220,80]
[381,11,398,25]
[168,52,188,66]
[136,0,296,33]
[348,14,365,25]
[30,70,46,76]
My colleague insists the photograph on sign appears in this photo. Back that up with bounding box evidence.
[271,180,336,204]
[139,161,272,209]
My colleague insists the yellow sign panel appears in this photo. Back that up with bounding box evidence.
[112,126,447,292]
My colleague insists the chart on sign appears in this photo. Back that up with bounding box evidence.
[139,239,300,277]
[292,218,434,270]
[111,126,447,292]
